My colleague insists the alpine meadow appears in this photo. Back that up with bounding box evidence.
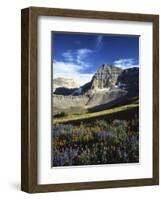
[52,32,139,167]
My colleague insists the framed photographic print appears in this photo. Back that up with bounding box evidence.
[21,7,159,193]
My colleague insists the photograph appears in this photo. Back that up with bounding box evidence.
[52,32,139,167]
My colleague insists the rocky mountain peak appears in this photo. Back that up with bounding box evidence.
[96,64,115,73]
[91,64,122,90]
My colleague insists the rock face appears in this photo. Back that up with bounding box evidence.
[86,88,127,108]
[116,67,139,97]
[53,77,79,90]
[90,64,122,90]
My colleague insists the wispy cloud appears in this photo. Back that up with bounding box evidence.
[62,48,92,68]
[76,48,92,66]
[96,35,103,49]
[61,35,104,69]
[62,50,74,62]
[53,60,93,86]
[54,37,104,85]
[113,58,139,69]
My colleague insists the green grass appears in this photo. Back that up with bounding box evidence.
[53,103,138,124]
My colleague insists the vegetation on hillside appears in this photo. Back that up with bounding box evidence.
[53,116,139,166]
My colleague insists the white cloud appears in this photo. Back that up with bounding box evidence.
[113,58,139,69]
[53,60,93,86]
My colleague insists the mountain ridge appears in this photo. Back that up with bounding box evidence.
[53,64,139,115]
[53,77,79,91]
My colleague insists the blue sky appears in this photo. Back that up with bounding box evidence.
[52,32,139,85]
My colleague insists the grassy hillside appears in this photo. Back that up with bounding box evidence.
[53,103,138,124]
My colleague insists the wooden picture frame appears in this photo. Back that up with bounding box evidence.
[21,7,159,193]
